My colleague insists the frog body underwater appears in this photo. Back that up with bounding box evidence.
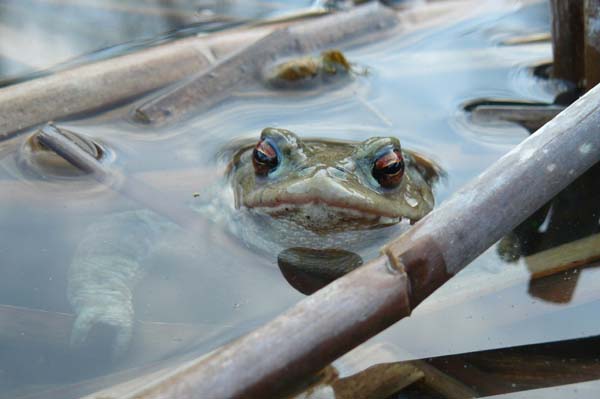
[68,128,441,356]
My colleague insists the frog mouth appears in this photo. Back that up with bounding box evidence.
[246,200,413,231]
[243,195,418,220]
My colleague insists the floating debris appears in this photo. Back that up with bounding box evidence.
[265,49,366,89]
[17,123,109,179]
[465,99,565,132]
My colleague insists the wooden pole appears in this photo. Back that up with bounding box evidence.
[550,0,585,84]
[584,0,600,90]
[108,81,600,399]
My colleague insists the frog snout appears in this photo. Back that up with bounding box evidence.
[285,168,355,200]
[302,165,348,179]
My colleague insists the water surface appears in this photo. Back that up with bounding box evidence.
[1,1,598,397]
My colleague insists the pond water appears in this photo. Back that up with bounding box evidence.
[0,0,314,85]
[0,0,599,397]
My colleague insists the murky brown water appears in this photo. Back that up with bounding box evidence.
[0,1,599,397]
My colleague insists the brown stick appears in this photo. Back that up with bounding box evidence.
[550,0,584,84]
[333,343,476,398]
[0,36,212,138]
[410,359,477,399]
[416,236,600,319]
[0,26,277,139]
[584,0,600,90]
[526,233,600,279]
[106,84,600,398]
[331,362,424,398]
[0,1,477,138]
[470,104,565,132]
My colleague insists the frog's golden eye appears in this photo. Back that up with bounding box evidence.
[372,149,404,188]
[252,139,279,175]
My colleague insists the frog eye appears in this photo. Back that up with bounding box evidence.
[372,149,404,188]
[252,139,279,175]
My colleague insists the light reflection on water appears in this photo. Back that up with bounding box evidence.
[0,0,598,397]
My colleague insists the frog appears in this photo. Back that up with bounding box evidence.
[68,127,442,357]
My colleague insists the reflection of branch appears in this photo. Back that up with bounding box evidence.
[470,103,565,132]
[325,343,476,399]
[416,234,600,316]
[525,233,600,278]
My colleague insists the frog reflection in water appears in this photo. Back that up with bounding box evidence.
[68,128,441,356]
